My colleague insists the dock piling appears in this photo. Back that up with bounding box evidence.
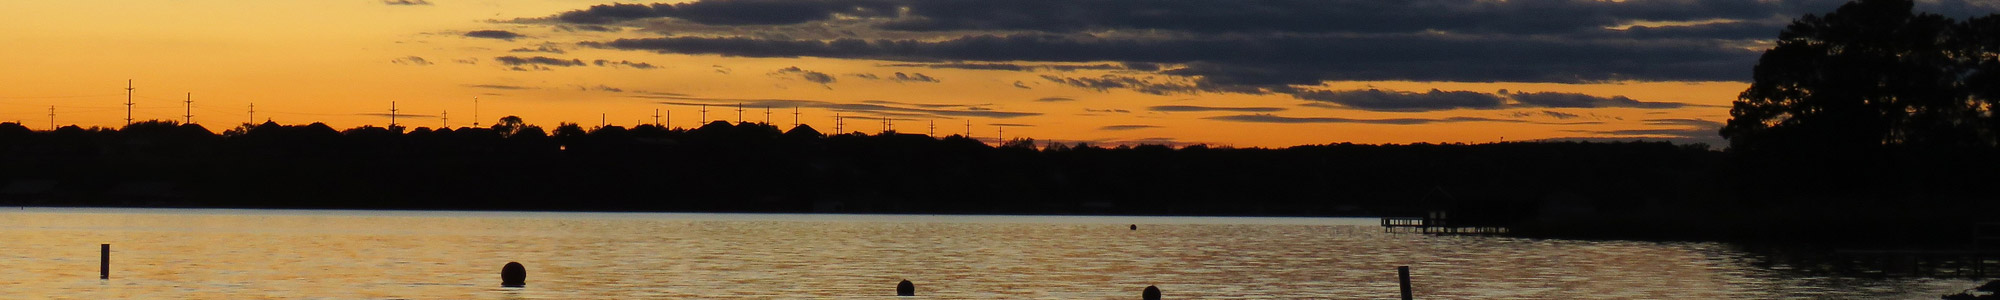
[1398,266,1412,300]
[897,279,914,296]
[1143,285,1161,300]
[100,244,109,280]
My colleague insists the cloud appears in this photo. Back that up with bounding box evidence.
[390,56,433,66]
[1035,97,1073,102]
[1292,88,1698,112]
[1512,110,1581,120]
[579,85,625,92]
[892,72,938,83]
[1012,81,1031,89]
[584,33,1755,85]
[1292,89,1505,112]
[592,59,657,69]
[880,62,1127,72]
[1503,90,1687,109]
[548,0,2000,88]
[509,45,567,54]
[540,0,2000,35]
[1643,118,1725,128]
[849,73,881,80]
[774,66,836,85]
[1100,125,1159,131]
[1039,74,1198,95]
[494,56,586,69]
[552,2,900,25]
[1555,118,1726,146]
[464,84,534,90]
[464,30,524,41]
[383,0,431,5]
[641,95,1042,119]
[1084,108,1131,113]
[453,57,479,64]
[1148,105,1285,113]
[1206,114,1542,125]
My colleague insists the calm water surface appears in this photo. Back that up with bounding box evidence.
[0,208,1977,299]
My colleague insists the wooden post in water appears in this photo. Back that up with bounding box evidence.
[896,279,914,296]
[1398,266,1413,300]
[100,244,109,279]
[1143,285,1161,300]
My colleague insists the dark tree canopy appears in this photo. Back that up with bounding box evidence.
[1724,0,2000,153]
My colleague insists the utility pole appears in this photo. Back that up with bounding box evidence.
[183,93,193,124]
[792,107,800,128]
[884,117,892,133]
[999,126,1004,142]
[835,113,843,133]
[736,103,743,123]
[652,109,661,126]
[665,110,671,129]
[389,101,399,128]
[442,110,449,128]
[472,97,480,128]
[47,106,54,130]
[248,103,255,124]
[763,106,771,125]
[965,120,972,138]
[124,80,134,126]
[601,113,607,127]
[929,120,935,137]
[700,104,708,123]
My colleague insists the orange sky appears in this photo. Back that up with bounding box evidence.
[0,0,1750,148]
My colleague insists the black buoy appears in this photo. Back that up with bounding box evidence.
[1143,285,1161,300]
[501,262,526,287]
[1130,224,1137,230]
[897,279,915,296]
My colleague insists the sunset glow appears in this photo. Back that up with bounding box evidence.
[4,0,1992,147]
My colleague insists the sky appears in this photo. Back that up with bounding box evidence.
[2,0,1996,148]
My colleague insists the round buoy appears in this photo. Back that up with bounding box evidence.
[1143,285,1161,300]
[897,279,915,296]
[501,262,527,287]
[1130,224,1137,230]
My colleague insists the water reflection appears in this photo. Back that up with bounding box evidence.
[0,208,1978,299]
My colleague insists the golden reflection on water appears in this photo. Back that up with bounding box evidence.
[0,208,1974,299]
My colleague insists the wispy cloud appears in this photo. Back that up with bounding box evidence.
[1148,105,1284,113]
[640,95,1042,119]
[1100,125,1160,131]
[390,56,433,66]
[1205,113,1602,125]
[463,30,523,41]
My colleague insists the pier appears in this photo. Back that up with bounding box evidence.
[1380,211,1509,235]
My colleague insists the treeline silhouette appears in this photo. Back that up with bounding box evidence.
[1,118,1992,245]
[0,119,1715,213]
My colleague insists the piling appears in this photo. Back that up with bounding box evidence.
[1398,266,1412,300]
[897,279,915,296]
[1143,285,1161,300]
[1130,224,1137,230]
[501,262,526,287]
[100,244,109,280]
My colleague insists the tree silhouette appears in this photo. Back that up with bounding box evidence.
[493,116,526,138]
[1723,0,1998,153]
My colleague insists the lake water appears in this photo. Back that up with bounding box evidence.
[0,208,1978,299]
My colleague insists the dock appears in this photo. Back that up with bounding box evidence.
[1380,211,1508,235]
